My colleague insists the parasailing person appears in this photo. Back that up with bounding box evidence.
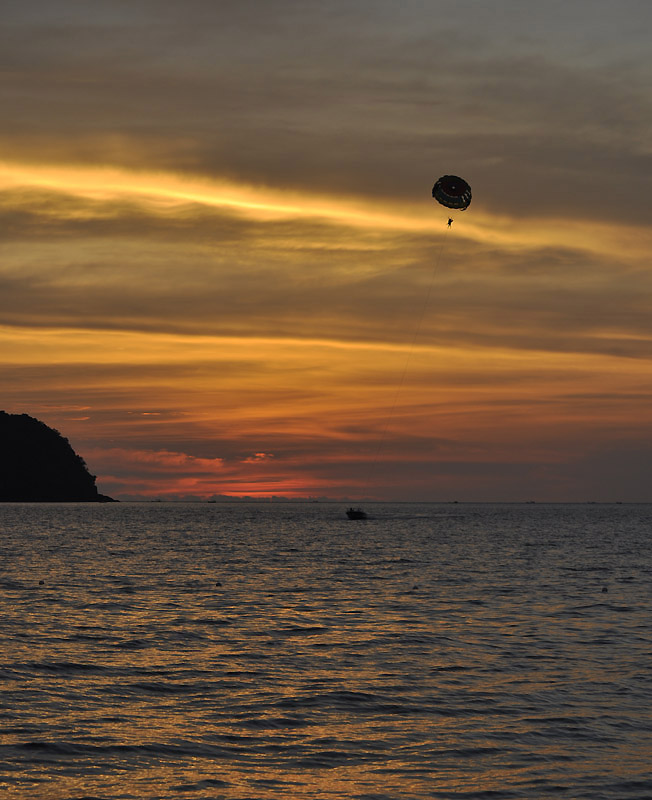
[432,174,472,225]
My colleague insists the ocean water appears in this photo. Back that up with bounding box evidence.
[1,502,652,800]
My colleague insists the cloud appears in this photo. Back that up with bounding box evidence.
[242,452,275,463]
[2,166,651,363]
[2,2,651,222]
[94,447,224,473]
[2,2,652,501]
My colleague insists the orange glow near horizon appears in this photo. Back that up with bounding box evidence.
[3,156,652,501]
[4,321,652,500]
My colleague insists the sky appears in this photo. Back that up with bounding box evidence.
[2,0,652,502]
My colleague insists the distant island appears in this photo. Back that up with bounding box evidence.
[0,411,115,502]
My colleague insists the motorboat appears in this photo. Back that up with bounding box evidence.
[346,507,368,520]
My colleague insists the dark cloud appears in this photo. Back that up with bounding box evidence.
[2,2,651,222]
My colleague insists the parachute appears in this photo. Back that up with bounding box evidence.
[432,175,472,211]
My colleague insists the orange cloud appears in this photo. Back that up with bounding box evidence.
[3,159,652,501]
[2,159,649,263]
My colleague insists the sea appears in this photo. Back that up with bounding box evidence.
[1,501,652,800]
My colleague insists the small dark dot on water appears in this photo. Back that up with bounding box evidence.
[216,582,222,587]
[38,580,44,585]
[602,586,608,592]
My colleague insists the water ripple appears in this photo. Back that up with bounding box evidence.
[1,502,652,799]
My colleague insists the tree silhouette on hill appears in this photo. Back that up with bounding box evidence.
[0,411,114,502]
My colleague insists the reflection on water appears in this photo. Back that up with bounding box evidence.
[1,502,652,799]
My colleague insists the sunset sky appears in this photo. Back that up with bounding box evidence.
[2,0,652,501]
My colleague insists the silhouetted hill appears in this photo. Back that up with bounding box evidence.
[0,411,115,502]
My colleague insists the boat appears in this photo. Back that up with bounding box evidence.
[346,507,368,520]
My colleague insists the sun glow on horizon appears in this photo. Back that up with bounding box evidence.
[3,320,652,500]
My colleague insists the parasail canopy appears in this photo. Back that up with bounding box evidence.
[432,175,472,211]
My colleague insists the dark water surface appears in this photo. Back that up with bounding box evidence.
[1,502,652,799]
